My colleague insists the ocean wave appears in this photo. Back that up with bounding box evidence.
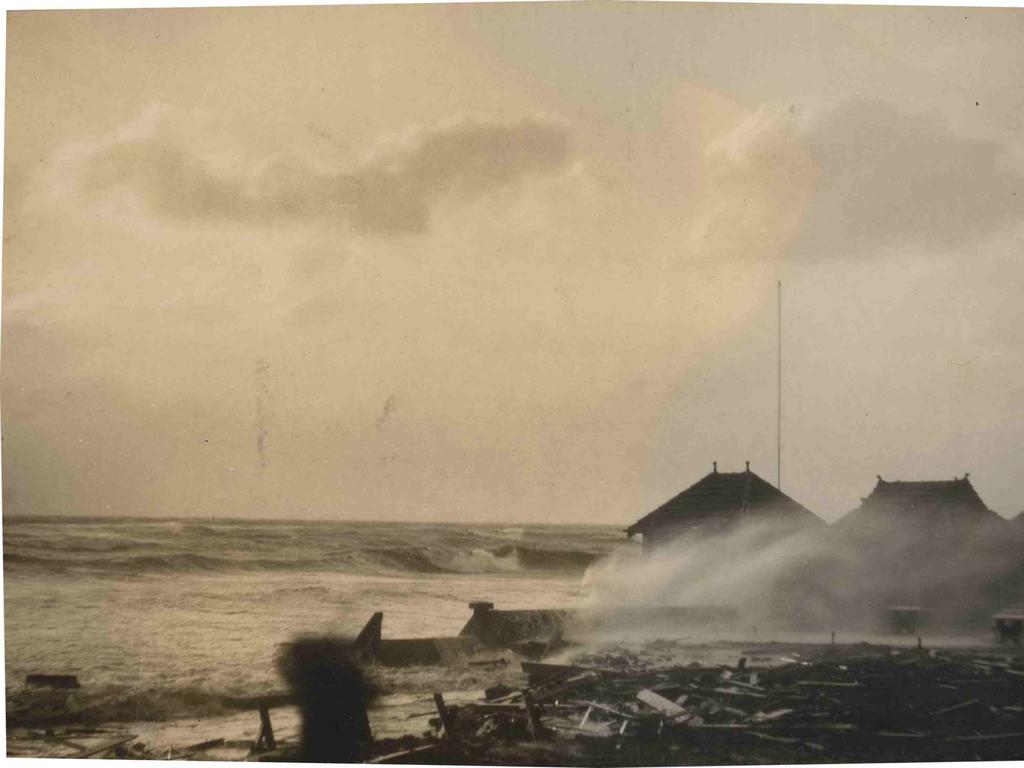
[446,547,521,573]
[495,545,601,570]
[4,545,606,577]
[4,519,618,578]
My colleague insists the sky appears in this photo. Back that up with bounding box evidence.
[2,2,1023,524]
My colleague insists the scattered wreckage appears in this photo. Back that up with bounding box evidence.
[8,602,1024,762]
[420,644,1024,764]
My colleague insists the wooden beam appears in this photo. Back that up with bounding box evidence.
[433,693,457,740]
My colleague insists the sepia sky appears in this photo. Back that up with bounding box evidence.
[3,2,1023,524]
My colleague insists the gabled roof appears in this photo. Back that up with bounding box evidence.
[626,465,822,536]
[837,474,1003,529]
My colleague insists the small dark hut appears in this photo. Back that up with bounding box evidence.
[625,462,823,553]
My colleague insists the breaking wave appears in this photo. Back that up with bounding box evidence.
[3,518,616,578]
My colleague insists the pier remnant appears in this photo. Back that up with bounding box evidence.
[459,601,567,649]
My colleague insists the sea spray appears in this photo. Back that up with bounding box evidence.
[575,519,838,638]
[575,514,1024,638]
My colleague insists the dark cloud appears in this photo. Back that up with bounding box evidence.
[796,99,1024,257]
[78,115,574,236]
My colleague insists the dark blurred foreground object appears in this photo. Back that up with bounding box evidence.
[277,637,374,762]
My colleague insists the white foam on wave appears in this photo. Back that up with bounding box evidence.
[443,547,522,573]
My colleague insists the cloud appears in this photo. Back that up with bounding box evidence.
[797,99,1024,258]
[685,103,819,262]
[61,108,574,236]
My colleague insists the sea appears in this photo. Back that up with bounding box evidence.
[2,516,631,740]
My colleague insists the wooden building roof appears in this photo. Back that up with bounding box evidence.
[626,464,822,537]
[837,474,1003,529]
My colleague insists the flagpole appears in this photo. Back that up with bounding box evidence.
[777,280,782,490]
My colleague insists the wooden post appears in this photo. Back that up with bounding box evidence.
[255,702,276,752]
[433,693,457,740]
[523,690,543,740]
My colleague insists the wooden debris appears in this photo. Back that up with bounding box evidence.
[750,708,794,723]
[433,693,458,741]
[522,690,544,740]
[414,642,1024,764]
[253,702,277,753]
[72,735,136,758]
[368,744,439,763]
[182,737,225,752]
[636,689,689,720]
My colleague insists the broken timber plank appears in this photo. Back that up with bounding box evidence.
[636,689,689,720]
[369,744,439,763]
[180,737,226,753]
[947,732,1024,742]
[72,736,136,758]
[569,700,639,720]
[797,680,860,689]
[751,708,795,723]
[933,698,980,716]
[521,661,612,683]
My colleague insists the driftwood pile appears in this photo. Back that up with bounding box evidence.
[426,646,1024,764]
